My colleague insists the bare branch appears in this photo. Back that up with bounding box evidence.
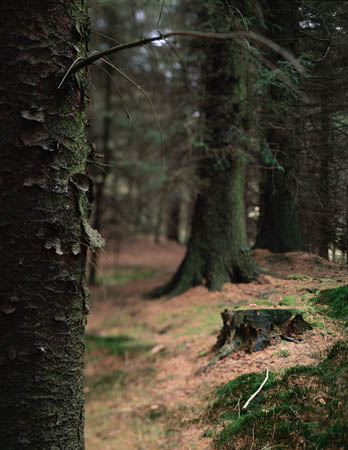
[63,29,305,79]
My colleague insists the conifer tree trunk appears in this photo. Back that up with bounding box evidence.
[254,134,304,253]
[149,2,257,298]
[0,1,93,448]
[254,1,305,253]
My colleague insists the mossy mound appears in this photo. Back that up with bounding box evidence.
[204,341,348,449]
[312,285,348,322]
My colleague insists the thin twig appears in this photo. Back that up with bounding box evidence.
[234,393,243,418]
[93,61,132,123]
[157,0,165,26]
[57,56,85,89]
[100,58,164,161]
[242,368,269,410]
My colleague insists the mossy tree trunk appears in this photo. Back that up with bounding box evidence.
[254,1,305,253]
[0,1,93,448]
[149,2,257,298]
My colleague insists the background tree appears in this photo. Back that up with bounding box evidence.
[0,1,95,448]
[298,1,348,260]
[149,0,260,298]
[254,0,305,253]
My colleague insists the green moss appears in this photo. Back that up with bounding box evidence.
[205,342,348,450]
[312,285,348,322]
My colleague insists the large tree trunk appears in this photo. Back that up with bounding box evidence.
[0,2,93,448]
[149,2,257,298]
[150,153,256,298]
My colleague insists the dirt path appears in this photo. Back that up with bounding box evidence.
[85,236,346,450]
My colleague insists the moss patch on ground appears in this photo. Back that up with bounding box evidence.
[204,341,347,449]
[313,284,348,321]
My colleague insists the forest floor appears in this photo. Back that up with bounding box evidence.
[84,236,347,450]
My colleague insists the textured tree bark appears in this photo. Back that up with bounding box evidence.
[0,1,93,449]
[148,2,257,298]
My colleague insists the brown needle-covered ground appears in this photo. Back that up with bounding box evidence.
[85,236,347,450]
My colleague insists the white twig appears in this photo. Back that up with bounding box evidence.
[242,368,269,410]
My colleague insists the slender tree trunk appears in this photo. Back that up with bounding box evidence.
[0,2,92,448]
[317,95,332,260]
[89,73,112,283]
[254,1,305,253]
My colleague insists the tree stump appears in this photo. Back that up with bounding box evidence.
[213,309,312,355]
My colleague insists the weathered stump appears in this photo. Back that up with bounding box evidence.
[213,309,312,355]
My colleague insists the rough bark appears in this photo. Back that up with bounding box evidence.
[0,2,94,449]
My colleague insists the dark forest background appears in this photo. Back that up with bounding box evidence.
[88,0,348,290]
